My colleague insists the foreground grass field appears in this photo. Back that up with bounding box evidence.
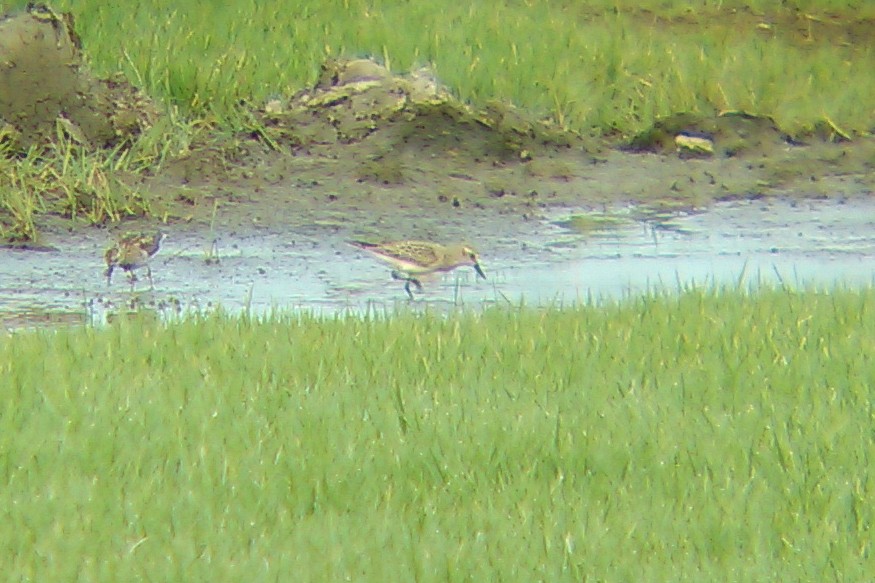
[1,286,873,580]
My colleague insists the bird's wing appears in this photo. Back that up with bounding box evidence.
[117,232,143,245]
[384,242,440,264]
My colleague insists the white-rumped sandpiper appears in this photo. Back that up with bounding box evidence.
[349,240,486,299]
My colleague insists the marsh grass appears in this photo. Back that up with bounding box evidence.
[0,109,208,237]
[0,143,149,229]
[0,158,43,242]
[37,0,875,136]
[1,286,873,580]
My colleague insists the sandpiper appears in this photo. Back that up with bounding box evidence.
[349,240,486,299]
[105,231,166,290]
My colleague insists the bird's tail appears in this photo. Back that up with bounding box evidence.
[347,240,379,250]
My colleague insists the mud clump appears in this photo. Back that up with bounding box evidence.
[251,57,592,164]
[0,4,159,152]
[624,111,800,158]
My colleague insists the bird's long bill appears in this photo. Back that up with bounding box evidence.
[474,261,486,279]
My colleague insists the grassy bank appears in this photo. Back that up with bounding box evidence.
[2,0,874,240]
[23,0,875,136]
[1,286,873,580]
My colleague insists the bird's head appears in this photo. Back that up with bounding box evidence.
[462,246,486,280]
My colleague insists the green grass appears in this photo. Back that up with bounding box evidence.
[1,286,873,580]
[0,106,213,238]
[0,141,151,239]
[24,0,875,137]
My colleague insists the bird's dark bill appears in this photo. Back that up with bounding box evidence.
[474,262,486,279]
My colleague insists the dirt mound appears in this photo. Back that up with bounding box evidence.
[250,57,592,163]
[0,3,159,152]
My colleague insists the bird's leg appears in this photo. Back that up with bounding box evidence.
[146,266,154,290]
[393,270,422,300]
[405,278,423,300]
[391,270,422,289]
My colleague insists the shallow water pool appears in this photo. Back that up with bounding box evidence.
[1,197,873,326]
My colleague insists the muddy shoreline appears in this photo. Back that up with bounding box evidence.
[2,9,874,325]
[94,128,875,237]
[1,7,872,242]
[13,109,875,325]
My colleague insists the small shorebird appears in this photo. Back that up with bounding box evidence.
[105,231,166,290]
[349,240,486,299]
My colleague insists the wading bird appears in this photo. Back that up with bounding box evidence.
[349,240,486,299]
[105,231,166,290]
